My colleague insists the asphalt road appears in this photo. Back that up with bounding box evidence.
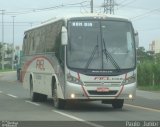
[0,71,160,127]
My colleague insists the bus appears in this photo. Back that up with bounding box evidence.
[20,14,139,109]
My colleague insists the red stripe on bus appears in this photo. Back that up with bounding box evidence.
[81,85,89,99]
[115,85,124,98]
[125,73,127,80]
[77,73,80,80]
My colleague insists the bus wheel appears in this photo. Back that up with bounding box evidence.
[112,99,124,109]
[52,85,65,109]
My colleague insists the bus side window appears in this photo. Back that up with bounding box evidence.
[23,34,27,55]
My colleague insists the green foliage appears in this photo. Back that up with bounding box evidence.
[137,60,160,90]
[6,48,13,55]
[0,68,14,72]
[138,85,160,91]
[137,47,160,90]
[137,47,153,63]
[138,61,154,86]
[153,63,160,85]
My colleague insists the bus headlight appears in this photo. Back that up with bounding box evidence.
[122,76,136,85]
[129,94,133,99]
[67,73,83,85]
[71,93,75,99]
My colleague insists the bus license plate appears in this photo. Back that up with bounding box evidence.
[96,87,110,92]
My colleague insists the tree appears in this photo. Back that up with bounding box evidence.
[6,47,13,57]
[137,46,153,63]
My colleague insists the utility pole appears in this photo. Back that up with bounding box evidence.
[1,10,5,70]
[90,0,93,13]
[103,0,115,14]
[12,16,15,70]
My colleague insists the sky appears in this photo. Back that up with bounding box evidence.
[0,0,160,50]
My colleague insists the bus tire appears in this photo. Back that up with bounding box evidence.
[112,99,124,109]
[52,84,65,109]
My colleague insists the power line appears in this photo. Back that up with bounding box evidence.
[138,27,160,32]
[0,21,40,24]
[119,0,131,5]
[118,0,137,9]
[1,1,89,16]
[130,7,160,20]
[0,25,24,26]
[0,21,40,27]
[80,3,90,13]
[118,5,150,11]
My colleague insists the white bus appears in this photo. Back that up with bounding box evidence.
[21,14,138,109]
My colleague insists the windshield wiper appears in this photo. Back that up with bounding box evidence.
[102,38,121,71]
[85,36,99,70]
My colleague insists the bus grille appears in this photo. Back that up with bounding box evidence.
[88,90,118,96]
[84,82,121,87]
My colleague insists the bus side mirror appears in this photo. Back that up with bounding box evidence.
[61,26,68,45]
[135,31,139,48]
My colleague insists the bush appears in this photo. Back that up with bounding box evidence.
[153,63,160,85]
[137,61,160,87]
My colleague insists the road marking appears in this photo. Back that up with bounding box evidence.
[25,100,40,106]
[125,104,160,113]
[53,110,104,127]
[7,94,18,98]
[5,81,17,83]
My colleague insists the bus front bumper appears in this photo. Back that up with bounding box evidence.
[64,82,136,100]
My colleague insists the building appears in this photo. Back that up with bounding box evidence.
[0,42,13,67]
[149,39,160,54]
[4,43,13,59]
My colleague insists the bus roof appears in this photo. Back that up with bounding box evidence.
[24,13,131,33]
[64,13,130,20]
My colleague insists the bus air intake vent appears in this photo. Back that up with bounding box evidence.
[88,90,118,95]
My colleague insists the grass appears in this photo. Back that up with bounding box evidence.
[138,85,160,92]
[0,68,15,72]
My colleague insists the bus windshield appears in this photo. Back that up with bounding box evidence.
[67,20,136,72]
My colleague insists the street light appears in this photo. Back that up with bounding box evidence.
[12,16,16,70]
[1,10,5,70]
